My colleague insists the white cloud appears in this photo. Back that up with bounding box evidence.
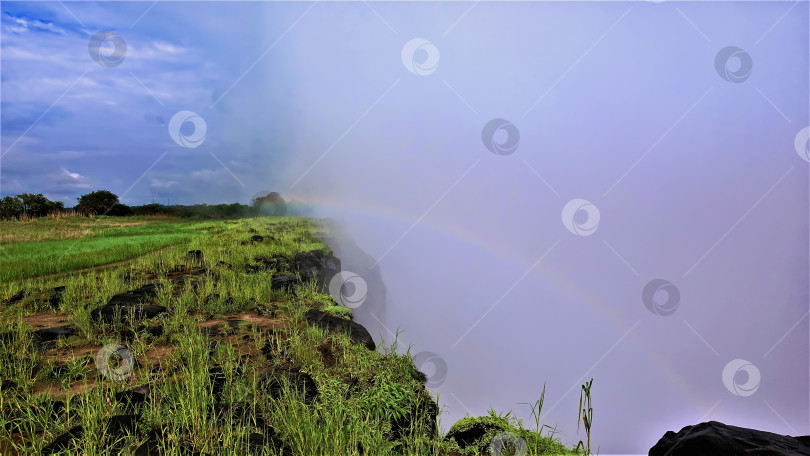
[47,167,91,190]
[3,13,66,35]
[153,41,185,54]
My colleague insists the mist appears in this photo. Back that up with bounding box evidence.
[278,2,809,454]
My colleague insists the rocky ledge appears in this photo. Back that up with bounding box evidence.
[649,421,810,456]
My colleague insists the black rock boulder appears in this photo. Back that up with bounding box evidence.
[649,421,810,456]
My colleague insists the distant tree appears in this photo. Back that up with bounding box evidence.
[17,193,62,217]
[251,192,287,216]
[213,203,247,218]
[50,200,65,214]
[77,190,119,216]
[107,203,134,217]
[0,196,23,220]
[133,203,166,216]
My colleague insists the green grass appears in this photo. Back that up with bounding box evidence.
[0,215,584,455]
[0,217,224,282]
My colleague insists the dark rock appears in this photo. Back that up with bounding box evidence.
[0,379,17,391]
[49,400,66,418]
[0,331,16,345]
[291,250,340,292]
[305,308,375,350]
[32,325,77,343]
[41,425,84,454]
[445,416,510,453]
[185,250,204,266]
[134,425,202,456]
[212,402,255,427]
[47,286,66,310]
[92,303,167,324]
[114,387,150,411]
[391,389,440,441]
[47,361,86,381]
[649,421,810,456]
[250,235,264,243]
[259,368,318,404]
[91,284,166,324]
[247,427,289,456]
[4,289,26,306]
[209,367,227,399]
[117,325,164,343]
[105,414,139,440]
[270,275,301,291]
[203,294,235,309]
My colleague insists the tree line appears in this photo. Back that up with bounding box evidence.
[0,190,299,221]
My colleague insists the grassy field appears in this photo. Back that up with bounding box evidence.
[0,216,582,455]
[0,216,225,282]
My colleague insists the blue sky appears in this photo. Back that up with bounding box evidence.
[2,1,809,453]
[1,1,309,205]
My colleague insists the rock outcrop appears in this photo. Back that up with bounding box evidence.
[649,421,810,456]
[305,308,375,351]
